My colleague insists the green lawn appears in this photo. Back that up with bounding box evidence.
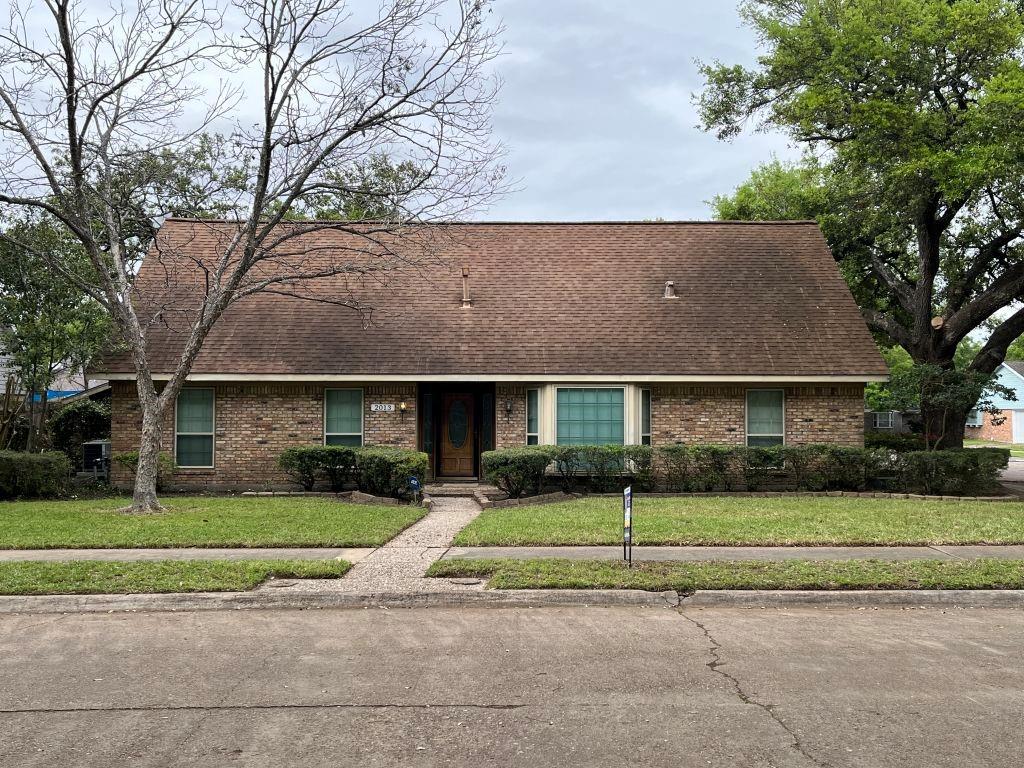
[428,557,1024,591]
[965,438,1024,458]
[0,496,424,549]
[453,496,1024,546]
[0,559,350,595]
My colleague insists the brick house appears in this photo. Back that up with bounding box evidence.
[966,361,1024,443]
[94,220,888,489]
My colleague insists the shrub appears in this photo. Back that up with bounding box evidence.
[548,445,582,492]
[50,400,111,470]
[317,445,358,492]
[112,450,176,491]
[689,445,733,491]
[865,432,926,452]
[623,444,654,491]
[355,447,428,500]
[578,444,626,493]
[0,451,72,499]
[657,444,691,491]
[482,446,552,498]
[277,447,322,491]
[740,446,784,491]
[900,448,1008,496]
[781,445,828,491]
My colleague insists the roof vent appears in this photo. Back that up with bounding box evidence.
[461,266,473,308]
[663,280,678,299]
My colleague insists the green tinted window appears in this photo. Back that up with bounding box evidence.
[526,389,539,444]
[325,389,362,445]
[556,388,624,445]
[175,389,214,467]
[746,390,784,446]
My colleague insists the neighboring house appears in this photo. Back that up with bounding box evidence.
[92,219,889,489]
[966,361,1024,443]
[864,409,915,434]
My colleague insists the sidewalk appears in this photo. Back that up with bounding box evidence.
[443,544,1024,562]
[0,547,374,563]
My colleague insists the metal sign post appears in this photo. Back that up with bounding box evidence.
[623,485,632,567]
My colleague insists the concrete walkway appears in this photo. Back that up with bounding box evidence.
[332,496,484,593]
[443,544,1024,562]
[0,547,374,563]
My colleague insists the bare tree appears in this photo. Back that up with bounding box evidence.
[0,0,503,511]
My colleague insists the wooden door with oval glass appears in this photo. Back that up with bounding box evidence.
[440,392,475,477]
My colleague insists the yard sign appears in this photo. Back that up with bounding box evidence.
[623,485,632,567]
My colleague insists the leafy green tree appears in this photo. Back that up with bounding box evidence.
[700,0,1024,446]
[0,218,109,451]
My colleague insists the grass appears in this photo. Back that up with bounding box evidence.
[428,557,1024,591]
[0,496,424,549]
[0,559,350,595]
[965,438,1024,458]
[452,496,1024,547]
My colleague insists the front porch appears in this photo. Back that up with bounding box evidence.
[418,383,504,481]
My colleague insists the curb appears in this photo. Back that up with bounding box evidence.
[0,588,680,615]
[3,588,1024,615]
[682,589,1024,608]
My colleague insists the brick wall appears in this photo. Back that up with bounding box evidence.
[967,409,1013,443]
[111,381,418,490]
[650,384,864,447]
[495,384,527,448]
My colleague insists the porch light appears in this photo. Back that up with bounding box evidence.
[504,399,514,420]
[399,401,407,421]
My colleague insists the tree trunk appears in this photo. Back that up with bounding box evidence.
[921,402,967,450]
[129,399,166,513]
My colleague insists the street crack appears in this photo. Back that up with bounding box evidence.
[677,609,829,768]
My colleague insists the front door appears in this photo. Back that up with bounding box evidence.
[440,392,475,477]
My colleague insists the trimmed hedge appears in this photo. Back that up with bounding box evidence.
[277,446,427,500]
[0,451,72,499]
[865,432,926,452]
[481,447,552,498]
[478,443,1011,497]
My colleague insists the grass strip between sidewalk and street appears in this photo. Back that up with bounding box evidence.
[427,557,1024,591]
[453,496,1024,546]
[0,496,424,549]
[0,559,350,595]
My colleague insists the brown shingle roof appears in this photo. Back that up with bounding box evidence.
[95,219,888,379]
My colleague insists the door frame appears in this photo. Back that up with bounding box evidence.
[418,383,496,479]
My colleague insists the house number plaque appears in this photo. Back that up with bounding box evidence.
[370,403,396,413]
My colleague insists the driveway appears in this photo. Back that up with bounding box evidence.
[1,605,1022,767]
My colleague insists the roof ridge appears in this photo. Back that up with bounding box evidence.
[161,217,820,226]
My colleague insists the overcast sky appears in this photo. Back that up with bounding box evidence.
[484,0,799,221]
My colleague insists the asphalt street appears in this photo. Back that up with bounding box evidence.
[1,605,1022,767]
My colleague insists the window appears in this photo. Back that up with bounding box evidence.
[325,389,363,446]
[872,411,894,429]
[526,389,540,445]
[641,389,652,445]
[966,410,983,428]
[746,389,784,447]
[556,388,624,445]
[175,388,214,467]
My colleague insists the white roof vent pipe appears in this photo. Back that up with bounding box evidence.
[663,280,678,299]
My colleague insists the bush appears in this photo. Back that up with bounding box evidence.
[740,446,785,491]
[781,445,828,491]
[548,445,582,493]
[50,400,111,471]
[317,446,358,492]
[624,445,655,491]
[865,432,926,452]
[112,450,176,491]
[277,447,323,491]
[482,446,552,498]
[900,448,1009,496]
[657,444,691,492]
[689,445,733,491]
[578,444,626,493]
[0,451,72,499]
[355,447,428,500]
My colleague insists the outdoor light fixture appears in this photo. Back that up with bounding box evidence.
[399,401,407,421]
[504,399,514,420]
